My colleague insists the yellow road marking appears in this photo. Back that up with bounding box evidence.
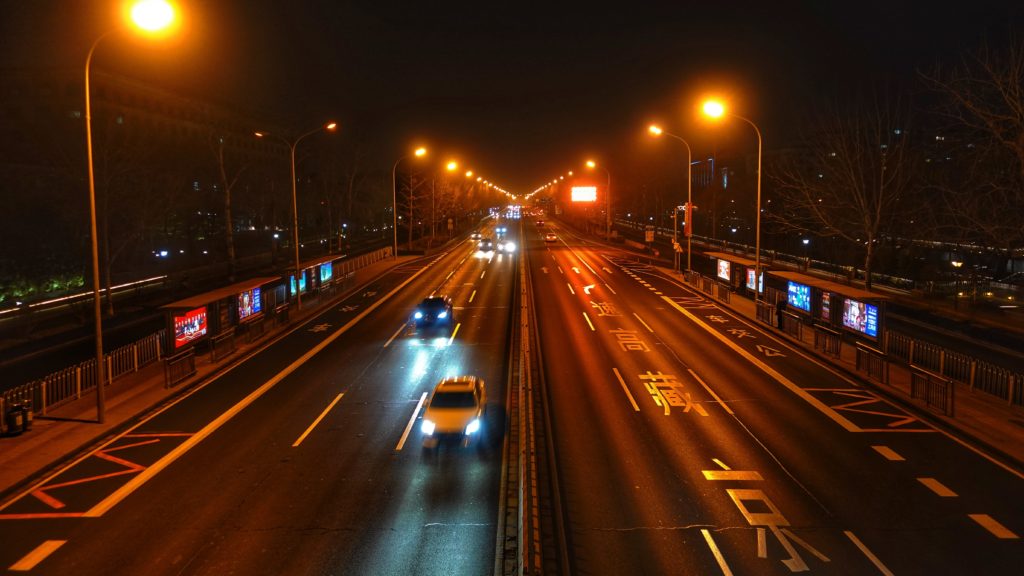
[480,270,486,279]
[293,393,344,447]
[612,368,640,412]
[663,296,860,432]
[918,477,958,497]
[968,514,1019,539]
[700,529,735,576]
[10,540,66,572]
[583,312,595,331]
[689,369,734,415]
[448,323,461,346]
[872,445,905,461]
[703,470,764,481]
[633,312,654,332]
[844,531,895,575]
[81,264,432,518]
[469,289,477,303]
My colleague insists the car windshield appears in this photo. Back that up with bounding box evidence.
[420,298,446,309]
[430,391,477,408]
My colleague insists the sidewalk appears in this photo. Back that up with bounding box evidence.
[687,274,1024,469]
[0,256,418,502]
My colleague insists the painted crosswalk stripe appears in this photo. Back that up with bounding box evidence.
[969,514,1019,539]
[10,540,66,572]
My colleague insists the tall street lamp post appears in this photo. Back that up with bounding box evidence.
[392,147,428,258]
[256,121,338,310]
[85,0,177,423]
[702,100,763,303]
[648,125,693,274]
[586,160,611,240]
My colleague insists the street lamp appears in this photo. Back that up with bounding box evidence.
[392,147,428,258]
[255,121,338,310]
[649,124,693,274]
[586,159,612,240]
[85,0,177,424]
[702,99,763,303]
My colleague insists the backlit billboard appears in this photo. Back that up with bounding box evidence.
[571,186,597,202]
[173,306,207,349]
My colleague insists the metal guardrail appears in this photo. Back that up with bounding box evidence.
[164,348,196,388]
[1,331,164,417]
[781,310,802,340]
[856,342,890,385]
[911,366,955,416]
[209,328,237,362]
[715,282,732,303]
[814,324,842,358]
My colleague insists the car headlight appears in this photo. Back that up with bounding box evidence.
[437,311,447,319]
[414,311,423,319]
[422,419,436,436]
[504,242,517,252]
[465,418,481,435]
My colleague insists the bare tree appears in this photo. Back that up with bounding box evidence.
[920,39,1024,250]
[769,96,922,290]
[210,134,247,281]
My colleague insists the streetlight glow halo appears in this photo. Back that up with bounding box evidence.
[702,100,726,119]
[129,0,176,32]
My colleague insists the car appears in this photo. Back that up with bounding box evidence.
[544,232,557,242]
[536,220,545,228]
[495,225,507,237]
[412,296,454,332]
[477,237,495,251]
[421,376,487,448]
[470,232,482,240]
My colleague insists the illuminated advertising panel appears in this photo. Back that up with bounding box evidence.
[842,298,878,338]
[571,186,597,202]
[820,293,831,321]
[746,268,758,291]
[173,306,207,349]
[290,271,307,296]
[787,281,811,312]
[237,287,262,322]
[320,261,333,284]
[717,259,731,281]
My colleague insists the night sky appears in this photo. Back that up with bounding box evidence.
[3,0,1022,194]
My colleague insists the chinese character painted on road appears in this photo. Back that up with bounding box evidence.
[706,315,729,324]
[639,371,708,416]
[590,301,620,317]
[610,329,650,352]
[727,328,755,339]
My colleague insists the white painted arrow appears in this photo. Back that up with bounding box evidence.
[603,267,614,274]
[583,284,595,294]
[572,267,581,274]
[541,267,549,274]
[756,344,786,357]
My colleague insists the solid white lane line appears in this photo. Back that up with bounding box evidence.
[448,323,461,346]
[872,445,904,461]
[605,283,617,295]
[632,312,654,332]
[583,312,595,331]
[82,265,431,518]
[384,323,406,348]
[689,369,735,415]
[918,477,958,497]
[968,514,1019,539]
[700,529,735,576]
[293,393,344,447]
[395,392,428,451]
[469,289,477,303]
[9,540,66,572]
[844,531,895,575]
[612,368,640,412]
[567,283,576,295]
[703,470,763,481]
[664,296,861,432]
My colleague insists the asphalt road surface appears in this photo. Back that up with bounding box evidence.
[0,227,517,575]
[527,221,1023,575]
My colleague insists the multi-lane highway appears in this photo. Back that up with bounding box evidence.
[527,221,1023,574]
[0,227,518,574]
[1,215,1022,575]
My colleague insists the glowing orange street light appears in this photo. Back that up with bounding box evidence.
[648,124,693,273]
[85,0,178,423]
[701,99,763,302]
[392,146,429,258]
